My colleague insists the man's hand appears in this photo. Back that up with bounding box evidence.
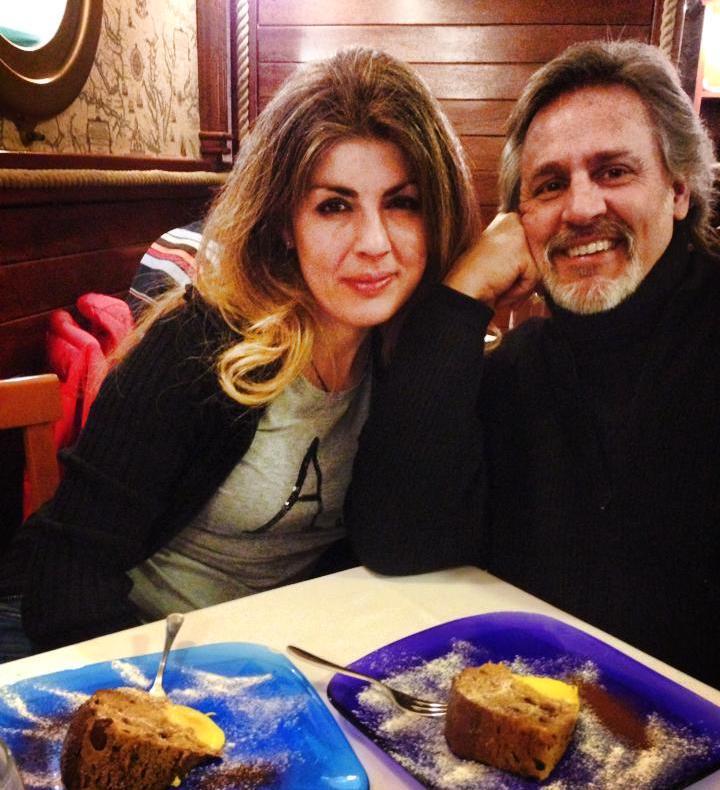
[443,212,539,310]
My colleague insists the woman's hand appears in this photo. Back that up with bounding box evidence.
[443,212,539,310]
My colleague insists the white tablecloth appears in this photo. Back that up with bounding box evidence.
[1,565,718,788]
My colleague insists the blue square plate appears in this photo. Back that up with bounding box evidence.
[327,612,720,789]
[0,642,367,789]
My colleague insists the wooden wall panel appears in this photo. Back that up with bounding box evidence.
[255,0,661,218]
[0,314,60,381]
[440,100,514,136]
[258,62,540,101]
[0,247,148,325]
[259,25,648,64]
[258,0,653,26]
[0,197,211,266]
[415,64,542,100]
[463,137,506,173]
[0,186,216,378]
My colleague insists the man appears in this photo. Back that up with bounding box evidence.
[346,40,720,688]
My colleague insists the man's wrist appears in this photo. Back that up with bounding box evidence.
[442,271,496,308]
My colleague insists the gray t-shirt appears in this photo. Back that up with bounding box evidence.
[128,372,370,620]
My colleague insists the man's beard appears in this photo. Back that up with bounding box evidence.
[540,219,643,315]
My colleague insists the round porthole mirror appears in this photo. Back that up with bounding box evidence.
[0,0,103,141]
[1,2,68,48]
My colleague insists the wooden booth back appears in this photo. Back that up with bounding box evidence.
[255,0,667,226]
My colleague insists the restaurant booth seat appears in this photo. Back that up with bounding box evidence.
[0,295,134,537]
[0,374,63,519]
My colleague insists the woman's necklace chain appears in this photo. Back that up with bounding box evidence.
[311,359,330,392]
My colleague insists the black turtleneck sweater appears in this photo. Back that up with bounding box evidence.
[346,224,720,689]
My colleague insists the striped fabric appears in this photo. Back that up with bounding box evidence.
[126,221,203,318]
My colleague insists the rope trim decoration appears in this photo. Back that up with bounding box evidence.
[236,0,250,142]
[659,0,680,58]
[0,168,227,190]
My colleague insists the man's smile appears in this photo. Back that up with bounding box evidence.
[565,238,618,258]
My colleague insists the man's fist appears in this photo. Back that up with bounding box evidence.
[443,213,539,310]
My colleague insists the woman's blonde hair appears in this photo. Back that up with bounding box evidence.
[138,47,478,406]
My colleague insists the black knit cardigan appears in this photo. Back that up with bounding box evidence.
[3,291,262,649]
[346,224,720,688]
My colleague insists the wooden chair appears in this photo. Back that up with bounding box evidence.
[0,373,62,514]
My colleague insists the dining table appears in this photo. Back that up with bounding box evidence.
[1,564,718,788]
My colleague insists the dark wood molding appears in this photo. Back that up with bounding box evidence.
[258,0,653,25]
[196,0,234,170]
[0,179,221,209]
[652,0,669,46]
[0,151,215,172]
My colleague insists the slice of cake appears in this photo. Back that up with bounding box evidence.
[444,662,579,781]
[60,687,225,790]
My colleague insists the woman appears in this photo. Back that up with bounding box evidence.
[0,47,479,659]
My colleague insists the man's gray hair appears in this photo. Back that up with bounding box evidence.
[499,39,719,253]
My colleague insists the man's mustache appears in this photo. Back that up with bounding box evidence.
[544,218,636,262]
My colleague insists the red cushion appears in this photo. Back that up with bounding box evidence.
[27,296,135,519]
[76,293,134,355]
[46,309,107,449]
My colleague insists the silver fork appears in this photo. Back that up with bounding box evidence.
[148,612,184,698]
[287,644,447,717]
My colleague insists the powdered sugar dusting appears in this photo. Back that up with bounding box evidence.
[0,648,337,789]
[352,642,716,789]
[0,687,45,725]
[573,710,711,788]
[111,658,151,687]
[172,668,272,700]
[35,686,89,709]
[16,768,62,789]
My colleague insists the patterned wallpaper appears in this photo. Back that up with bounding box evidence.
[0,0,200,158]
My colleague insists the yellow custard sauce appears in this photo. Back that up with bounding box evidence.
[514,674,580,709]
[165,703,226,751]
